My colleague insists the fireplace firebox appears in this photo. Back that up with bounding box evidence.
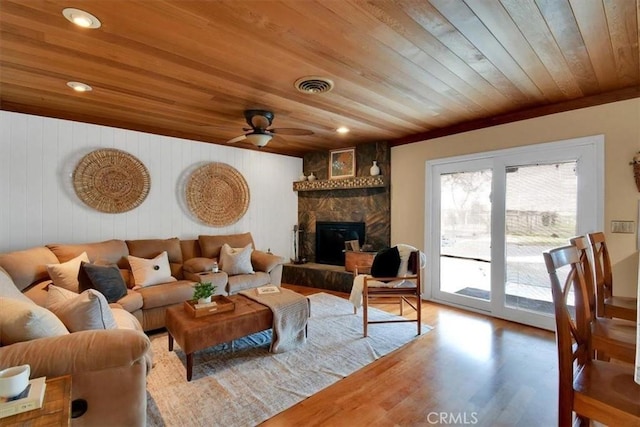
[315,221,365,266]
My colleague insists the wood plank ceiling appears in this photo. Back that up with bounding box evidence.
[1,0,638,157]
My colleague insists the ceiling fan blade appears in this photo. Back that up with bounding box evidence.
[270,128,314,136]
[226,134,247,144]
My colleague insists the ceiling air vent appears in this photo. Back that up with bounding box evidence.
[294,76,334,94]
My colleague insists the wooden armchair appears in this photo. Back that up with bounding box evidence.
[358,250,422,337]
[569,236,635,363]
[588,232,637,321]
[543,245,640,426]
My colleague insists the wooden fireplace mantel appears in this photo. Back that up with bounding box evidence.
[293,175,385,192]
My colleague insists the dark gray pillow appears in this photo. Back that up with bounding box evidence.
[78,262,127,303]
[370,246,401,277]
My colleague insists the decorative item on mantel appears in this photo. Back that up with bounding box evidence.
[299,173,307,181]
[631,151,640,192]
[329,147,356,179]
[308,172,317,181]
[370,160,380,176]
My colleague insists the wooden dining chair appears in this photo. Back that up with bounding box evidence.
[543,245,640,427]
[569,236,636,363]
[360,250,421,337]
[588,232,637,321]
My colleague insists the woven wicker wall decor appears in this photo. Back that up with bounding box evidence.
[73,148,150,213]
[185,162,250,226]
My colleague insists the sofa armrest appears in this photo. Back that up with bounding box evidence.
[0,329,151,379]
[251,250,285,273]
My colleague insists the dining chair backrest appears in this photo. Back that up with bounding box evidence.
[587,232,612,316]
[543,245,592,426]
[569,236,596,319]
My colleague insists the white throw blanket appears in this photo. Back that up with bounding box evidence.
[240,287,309,353]
[349,244,426,310]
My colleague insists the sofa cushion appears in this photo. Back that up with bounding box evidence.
[46,285,117,332]
[135,280,195,310]
[220,243,254,276]
[0,267,32,303]
[198,233,254,259]
[0,247,59,291]
[183,257,217,273]
[126,237,183,279]
[47,239,129,269]
[78,262,128,303]
[227,272,271,294]
[251,250,285,273]
[0,297,69,345]
[115,289,144,312]
[46,252,89,292]
[128,251,176,288]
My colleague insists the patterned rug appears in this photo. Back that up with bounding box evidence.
[146,292,431,426]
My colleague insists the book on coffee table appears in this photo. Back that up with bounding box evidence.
[0,376,47,419]
[256,285,280,295]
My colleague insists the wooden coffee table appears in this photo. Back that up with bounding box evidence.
[166,294,273,381]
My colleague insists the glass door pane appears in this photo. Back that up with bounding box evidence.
[504,162,577,315]
[439,169,492,304]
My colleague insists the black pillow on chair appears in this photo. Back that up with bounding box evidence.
[370,246,401,277]
[78,261,128,303]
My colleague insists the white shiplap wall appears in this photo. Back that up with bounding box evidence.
[0,111,301,257]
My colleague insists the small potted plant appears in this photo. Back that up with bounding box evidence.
[193,282,217,304]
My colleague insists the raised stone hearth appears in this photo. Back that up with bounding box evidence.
[282,263,354,293]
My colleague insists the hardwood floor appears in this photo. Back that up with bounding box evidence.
[266,284,558,426]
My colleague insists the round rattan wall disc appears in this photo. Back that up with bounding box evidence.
[185,162,250,226]
[73,149,150,213]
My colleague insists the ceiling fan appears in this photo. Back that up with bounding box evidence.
[226,110,314,147]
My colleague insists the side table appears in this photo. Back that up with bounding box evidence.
[2,375,72,426]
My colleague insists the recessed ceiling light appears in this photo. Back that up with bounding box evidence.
[62,8,101,29]
[336,127,350,134]
[67,81,93,92]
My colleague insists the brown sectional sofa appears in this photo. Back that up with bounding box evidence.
[0,232,285,332]
[0,232,284,426]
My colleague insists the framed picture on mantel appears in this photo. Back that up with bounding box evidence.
[329,148,355,179]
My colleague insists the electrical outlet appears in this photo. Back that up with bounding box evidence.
[610,220,635,233]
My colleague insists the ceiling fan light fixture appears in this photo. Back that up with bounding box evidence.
[294,76,334,94]
[245,133,273,147]
[336,126,350,134]
[62,8,101,29]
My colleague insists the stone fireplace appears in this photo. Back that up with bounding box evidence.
[297,142,390,263]
[283,142,390,292]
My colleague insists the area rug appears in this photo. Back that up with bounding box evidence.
[146,292,431,426]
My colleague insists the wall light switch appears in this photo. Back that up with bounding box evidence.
[611,220,635,233]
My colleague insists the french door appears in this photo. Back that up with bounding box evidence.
[426,136,603,330]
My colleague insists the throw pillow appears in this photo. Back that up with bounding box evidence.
[371,246,401,277]
[46,285,117,332]
[0,297,69,345]
[46,252,90,292]
[127,251,176,287]
[0,267,33,303]
[78,262,128,303]
[219,243,254,276]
